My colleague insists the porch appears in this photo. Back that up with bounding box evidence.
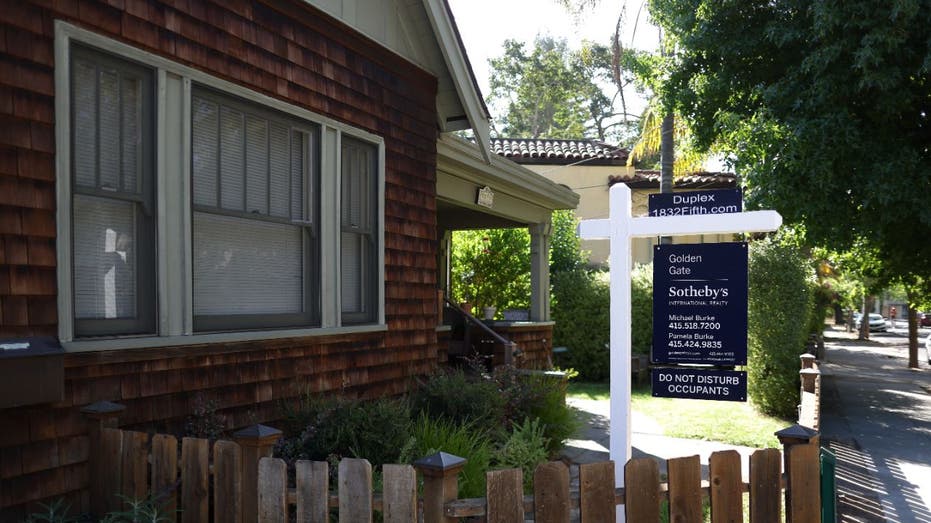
[434,135,577,369]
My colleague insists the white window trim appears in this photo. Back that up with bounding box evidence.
[55,21,386,351]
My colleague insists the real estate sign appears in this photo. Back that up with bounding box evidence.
[578,182,780,492]
[652,242,748,366]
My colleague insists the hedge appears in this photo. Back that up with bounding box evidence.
[747,236,815,418]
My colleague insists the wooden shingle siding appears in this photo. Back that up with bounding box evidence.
[0,0,440,518]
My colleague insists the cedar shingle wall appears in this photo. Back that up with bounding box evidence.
[0,0,439,518]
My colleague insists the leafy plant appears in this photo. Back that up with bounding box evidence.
[410,369,505,428]
[184,393,227,442]
[287,395,413,468]
[100,494,176,523]
[24,499,77,523]
[493,418,549,493]
[398,414,493,499]
[492,367,580,456]
[25,494,177,523]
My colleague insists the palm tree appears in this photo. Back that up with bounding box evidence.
[625,101,705,176]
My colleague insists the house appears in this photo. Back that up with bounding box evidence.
[491,138,738,266]
[0,1,577,518]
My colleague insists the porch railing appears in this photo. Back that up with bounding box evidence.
[444,297,518,366]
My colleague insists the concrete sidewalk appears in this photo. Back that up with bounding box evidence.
[819,325,931,523]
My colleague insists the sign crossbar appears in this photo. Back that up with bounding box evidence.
[579,210,781,240]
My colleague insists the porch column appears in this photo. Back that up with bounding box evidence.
[529,219,552,321]
[438,229,452,296]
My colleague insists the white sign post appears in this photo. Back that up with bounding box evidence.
[578,183,782,507]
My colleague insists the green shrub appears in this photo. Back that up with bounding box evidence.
[748,236,815,418]
[287,395,412,467]
[398,414,493,499]
[184,393,228,442]
[550,209,589,272]
[410,369,505,427]
[631,263,654,356]
[493,418,549,493]
[551,268,610,380]
[493,368,580,456]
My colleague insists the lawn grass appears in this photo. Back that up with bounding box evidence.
[568,381,790,449]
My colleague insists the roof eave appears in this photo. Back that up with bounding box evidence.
[438,134,580,211]
[422,0,493,162]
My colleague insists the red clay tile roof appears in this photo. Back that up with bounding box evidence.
[491,138,629,165]
[609,170,738,189]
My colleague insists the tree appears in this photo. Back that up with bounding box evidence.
[450,228,531,314]
[486,36,645,143]
[649,0,931,283]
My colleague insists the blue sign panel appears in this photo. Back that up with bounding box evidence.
[652,368,747,401]
[653,242,748,365]
[648,189,742,217]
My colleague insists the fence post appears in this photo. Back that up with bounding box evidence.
[776,424,821,523]
[81,401,126,517]
[800,369,819,394]
[798,354,822,430]
[800,353,816,370]
[234,424,282,523]
[413,451,466,523]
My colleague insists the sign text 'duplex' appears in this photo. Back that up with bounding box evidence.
[648,188,743,217]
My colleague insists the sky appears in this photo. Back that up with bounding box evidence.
[446,0,660,114]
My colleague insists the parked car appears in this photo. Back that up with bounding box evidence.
[855,313,887,332]
[919,311,931,327]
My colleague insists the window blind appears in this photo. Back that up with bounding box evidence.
[193,212,303,315]
[191,90,316,329]
[340,138,376,322]
[73,195,137,319]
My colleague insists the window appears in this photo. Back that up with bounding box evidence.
[190,89,319,331]
[341,137,377,324]
[57,24,384,346]
[70,46,156,337]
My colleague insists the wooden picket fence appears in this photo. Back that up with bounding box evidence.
[86,424,823,522]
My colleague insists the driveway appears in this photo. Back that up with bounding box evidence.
[819,325,931,523]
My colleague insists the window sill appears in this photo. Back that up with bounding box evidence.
[62,324,389,353]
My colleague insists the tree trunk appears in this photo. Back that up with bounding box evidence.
[659,112,674,244]
[660,113,674,193]
[859,295,874,340]
[907,288,919,369]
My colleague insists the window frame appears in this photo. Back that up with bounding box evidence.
[55,22,386,350]
[189,87,321,332]
[340,136,378,325]
[69,45,158,337]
